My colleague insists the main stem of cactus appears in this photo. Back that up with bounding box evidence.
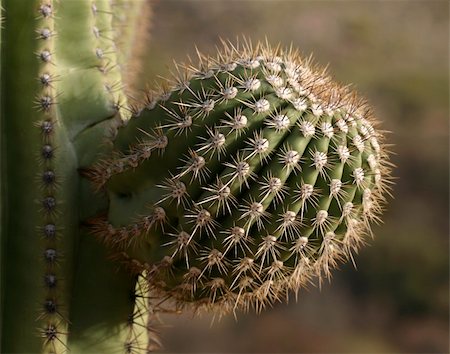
[0,1,149,353]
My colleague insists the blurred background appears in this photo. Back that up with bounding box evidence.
[135,1,449,352]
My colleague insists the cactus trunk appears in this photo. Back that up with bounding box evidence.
[0,1,148,353]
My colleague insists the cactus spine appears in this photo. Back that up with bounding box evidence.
[0,3,392,354]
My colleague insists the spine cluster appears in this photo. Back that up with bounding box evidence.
[89,40,393,315]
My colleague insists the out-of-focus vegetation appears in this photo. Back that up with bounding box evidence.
[136,1,449,352]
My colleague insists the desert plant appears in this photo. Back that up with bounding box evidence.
[0,2,392,354]
[1,1,151,353]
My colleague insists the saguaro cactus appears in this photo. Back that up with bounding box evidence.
[0,2,392,354]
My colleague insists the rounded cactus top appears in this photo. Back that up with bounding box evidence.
[89,40,392,314]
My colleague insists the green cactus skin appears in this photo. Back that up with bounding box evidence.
[0,1,150,353]
[89,41,392,315]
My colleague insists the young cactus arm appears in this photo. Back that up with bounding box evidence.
[89,41,392,314]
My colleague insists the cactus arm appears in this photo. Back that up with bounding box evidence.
[88,43,392,314]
